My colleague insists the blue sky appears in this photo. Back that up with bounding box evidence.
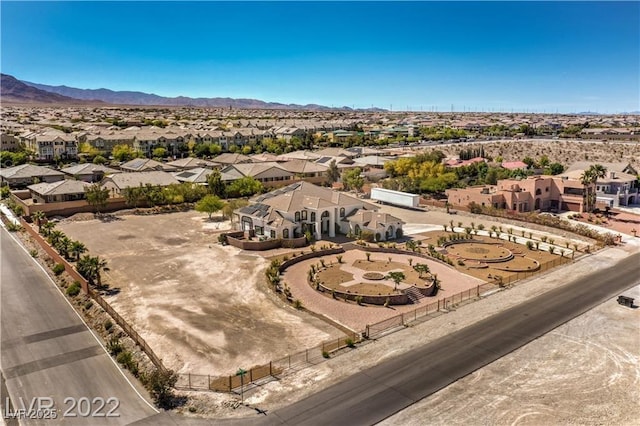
[2,2,638,112]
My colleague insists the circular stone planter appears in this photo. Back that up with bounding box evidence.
[363,272,385,280]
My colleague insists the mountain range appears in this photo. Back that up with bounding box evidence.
[1,74,102,105]
[7,74,385,111]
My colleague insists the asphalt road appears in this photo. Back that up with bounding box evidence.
[254,251,640,425]
[0,227,158,425]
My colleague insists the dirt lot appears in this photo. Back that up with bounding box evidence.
[419,138,640,169]
[381,283,640,426]
[58,211,342,375]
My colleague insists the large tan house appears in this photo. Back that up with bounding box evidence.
[446,175,595,213]
[234,182,404,241]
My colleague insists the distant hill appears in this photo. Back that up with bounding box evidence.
[20,78,387,112]
[1,74,102,105]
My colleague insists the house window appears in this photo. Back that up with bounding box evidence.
[283,229,289,238]
[301,210,308,220]
[295,211,300,222]
[340,208,345,217]
[270,230,276,239]
[255,226,264,236]
[310,212,316,221]
[545,187,549,192]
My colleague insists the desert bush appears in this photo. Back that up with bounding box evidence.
[336,255,343,264]
[53,263,65,276]
[345,338,355,348]
[84,300,93,310]
[322,351,330,359]
[293,299,303,310]
[66,282,81,297]
[29,249,38,258]
[107,337,123,356]
[104,319,113,332]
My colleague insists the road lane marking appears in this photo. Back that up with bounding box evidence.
[1,228,159,414]
[3,345,104,379]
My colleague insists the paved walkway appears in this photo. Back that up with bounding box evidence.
[283,249,483,332]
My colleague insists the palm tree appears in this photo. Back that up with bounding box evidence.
[385,271,405,292]
[581,164,607,212]
[70,241,87,261]
[93,256,110,287]
[55,236,72,259]
[77,255,98,285]
[48,230,64,247]
[32,211,46,232]
[41,221,56,237]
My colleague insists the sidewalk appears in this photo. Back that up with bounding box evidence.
[0,202,21,226]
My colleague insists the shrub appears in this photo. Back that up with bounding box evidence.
[336,255,343,264]
[29,249,38,258]
[6,222,22,232]
[217,234,228,245]
[143,368,178,409]
[53,263,65,276]
[322,351,330,359]
[526,241,534,250]
[345,338,355,348]
[66,282,81,297]
[116,350,138,376]
[84,300,93,310]
[107,337,123,356]
[457,259,465,266]
[293,299,303,310]
[104,319,113,332]
[355,295,363,305]
[360,230,375,242]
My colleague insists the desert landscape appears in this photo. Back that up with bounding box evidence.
[58,211,343,375]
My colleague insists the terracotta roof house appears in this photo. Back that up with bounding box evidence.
[501,161,528,171]
[101,171,179,197]
[0,164,65,188]
[560,169,639,207]
[446,175,594,213]
[60,164,120,182]
[27,180,92,203]
[234,181,403,241]
[119,158,177,172]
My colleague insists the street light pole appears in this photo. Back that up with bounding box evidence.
[236,368,247,403]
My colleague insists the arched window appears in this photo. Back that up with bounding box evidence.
[310,212,316,222]
[535,188,541,196]
[295,211,300,222]
[283,228,289,238]
[322,210,330,219]
[340,208,345,217]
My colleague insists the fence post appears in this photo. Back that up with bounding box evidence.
[288,354,291,369]
[188,373,191,389]
[208,375,211,391]
[249,368,253,383]
[305,349,308,362]
[437,299,440,311]
[229,375,232,391]
[269,361,272,376]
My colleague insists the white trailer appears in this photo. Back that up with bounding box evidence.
[370,187,420,208]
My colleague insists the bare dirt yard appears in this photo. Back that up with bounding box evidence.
[421,138,640,169]
[58,211,342,375]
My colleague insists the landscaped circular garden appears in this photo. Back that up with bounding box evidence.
[444,242,514,262]
[308,251,438,305]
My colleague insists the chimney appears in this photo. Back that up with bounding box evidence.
[609,171,616,179]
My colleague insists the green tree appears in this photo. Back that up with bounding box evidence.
[70,241,87,261]
[41,221,56,237]
[112,144,138,162]
[207,169,226,197]
[413,263,430,278]
[342,167,364,193]
[222,199,248,221]
[209,144,222,156]
[93,155,107,165]
[546,163,565,175]
[226,176,263,198]
[145,368,178,409]
[327,159,340,184]
[85,184,110,213]
[32,211,46,232]
[152,147,168,158]
[385,271,405,292]
[195,194,225,220]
